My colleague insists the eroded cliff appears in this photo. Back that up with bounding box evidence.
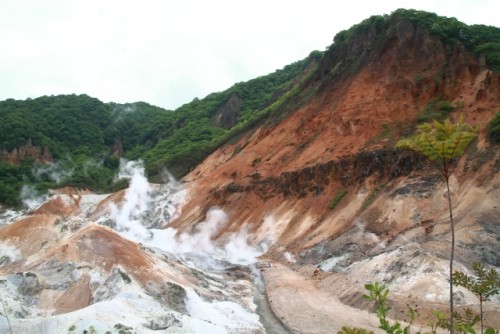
[171,14,500,330]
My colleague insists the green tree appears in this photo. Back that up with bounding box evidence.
[396,116,478,334]
[453,263,500,334]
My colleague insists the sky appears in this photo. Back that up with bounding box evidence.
[0,0,498,110]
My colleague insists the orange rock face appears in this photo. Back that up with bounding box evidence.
[173,20,500,254]
[0,139,52,164]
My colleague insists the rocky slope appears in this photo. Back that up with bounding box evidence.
[1,11,499,334]
[170,13,500,331]
[0,163,269,333]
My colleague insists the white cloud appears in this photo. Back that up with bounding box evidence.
[0,0,498,109]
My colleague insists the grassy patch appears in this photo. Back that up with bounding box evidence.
[338,326,375,334]
[488,112,500,143]
[360,184,386,213]
[328,189,348,210]
[417,98,456,123]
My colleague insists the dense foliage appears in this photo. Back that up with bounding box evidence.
[0,160,34,207]
[0,95,167,206]
[0,53,318,206]
[140,51,320,178]
[331,9,500,72]
[0,95,110,156]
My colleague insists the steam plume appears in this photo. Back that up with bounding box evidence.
[108,160,264,265]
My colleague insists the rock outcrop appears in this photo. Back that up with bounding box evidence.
[212,93,242,129]
[0,139,52,164]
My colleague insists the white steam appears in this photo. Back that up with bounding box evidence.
[0,243,21,263]
[223,227,265,265]
[0,208,21,226]
[108,160,264,266]
[19,161,74,210]
[109,160,152,240]
[283,252,296,263]
[82,158,103,175]
[148,208,264,266]
[175,207,228,254]
[32,161,73,184]
[354,218,387,250]
[20,185,49,210]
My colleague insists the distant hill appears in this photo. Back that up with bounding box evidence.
[0,53,319,206]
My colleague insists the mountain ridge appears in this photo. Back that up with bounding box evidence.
[1,10,499,208]
[172,9,500,231]
[168,9,500,328]
[1,9,499,333]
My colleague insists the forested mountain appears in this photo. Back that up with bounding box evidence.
[0,52,320,206]
[1,9,500,333]
[1,9,499,208]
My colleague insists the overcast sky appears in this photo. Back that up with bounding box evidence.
[0,1,498,110]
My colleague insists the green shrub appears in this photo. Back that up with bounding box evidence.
[417,98,455,123]
[337,327,374,334]
[488,112,500,143]
[364,279,499,334]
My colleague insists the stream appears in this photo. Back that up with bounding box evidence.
[251,265,290,334]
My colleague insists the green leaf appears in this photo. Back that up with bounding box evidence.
[396,116,478,178]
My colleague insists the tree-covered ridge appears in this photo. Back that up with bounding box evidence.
[397,9,500,71]
[0,95,172,206]
[0,52,318,206]
[1,9,498,208]
[0,95,179,164]
[140,51,321,178]
[331,9,500,72]
[0,94,111,156]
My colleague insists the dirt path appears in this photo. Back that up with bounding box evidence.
[261,263,382,333]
